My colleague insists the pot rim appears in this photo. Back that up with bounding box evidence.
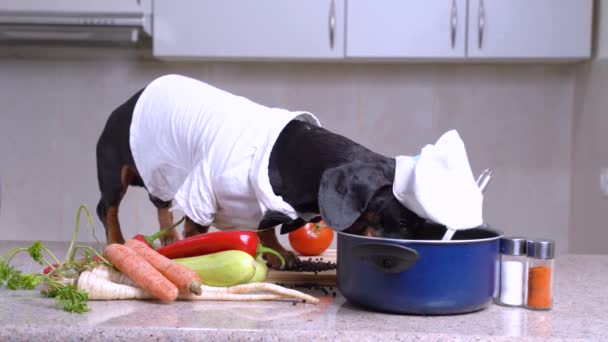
[338,225,504,244]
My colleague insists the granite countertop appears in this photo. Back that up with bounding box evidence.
[1,241,606,341]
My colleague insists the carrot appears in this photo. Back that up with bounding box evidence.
[125,239,202,295]
[102,243,178,301]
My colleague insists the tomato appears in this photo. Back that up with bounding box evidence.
[288,220,334,256]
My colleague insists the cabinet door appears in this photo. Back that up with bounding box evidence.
[346,0,467,59]
[467,0,593,60]
[153,0,344,60]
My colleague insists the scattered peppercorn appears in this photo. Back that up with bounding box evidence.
[282,259,337,272]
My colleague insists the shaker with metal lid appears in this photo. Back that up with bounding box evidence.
[496,236,528,307]
[526,239,555,310]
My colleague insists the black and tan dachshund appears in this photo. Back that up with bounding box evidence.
[95,75,424,269]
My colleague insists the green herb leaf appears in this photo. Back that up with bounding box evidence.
[0,259,43,290]
[41,281,89,313]
[1,260,19,288]
[1,205,100,314]
[19,273,43,289]
[27,241,44,265]
[6,272,22,290]
[0,259,11,287]
[56,285,89,313]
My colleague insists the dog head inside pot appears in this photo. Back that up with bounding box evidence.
[317,160,426,239]
[315,129,484,239]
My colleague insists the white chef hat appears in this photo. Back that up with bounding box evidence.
[392,130,483,230]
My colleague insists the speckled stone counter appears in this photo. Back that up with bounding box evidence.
[1,241,606,341]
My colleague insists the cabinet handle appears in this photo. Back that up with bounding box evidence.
[450,0,457,48]
[478,0,485,49]
[329,0,336,49]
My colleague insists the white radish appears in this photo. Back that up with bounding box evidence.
[178,293,288,301]
[78,270,319,303]
[77,271,152,300]
[199,283,319,303]
[89,265,139,288]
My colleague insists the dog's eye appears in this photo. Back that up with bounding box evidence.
[399,217,421,229]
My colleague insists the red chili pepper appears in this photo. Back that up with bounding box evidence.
[42,256,102,275]
[155,230,285,267]
[130,216,186,249]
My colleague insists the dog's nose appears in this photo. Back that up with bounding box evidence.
[363,226,382,237]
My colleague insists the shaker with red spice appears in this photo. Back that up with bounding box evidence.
[526,239,555,310]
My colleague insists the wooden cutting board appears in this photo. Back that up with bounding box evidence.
[265,249,337,286]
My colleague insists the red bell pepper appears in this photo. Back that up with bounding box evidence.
[131,216,186,248]
[155,230,285,267]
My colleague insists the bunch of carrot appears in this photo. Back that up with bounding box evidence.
[99,239,202,301]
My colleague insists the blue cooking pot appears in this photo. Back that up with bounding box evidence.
[337,223,502,315]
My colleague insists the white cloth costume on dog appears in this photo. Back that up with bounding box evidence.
[130,74,320,230]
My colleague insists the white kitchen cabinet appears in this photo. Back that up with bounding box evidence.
[346,0,467,60]
[153,0,344,60]
[466,0,593,60]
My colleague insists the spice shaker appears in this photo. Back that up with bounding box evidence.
[526,239,555,310]
[496,236,527,307]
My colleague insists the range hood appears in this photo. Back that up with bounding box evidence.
[0,0,152,45]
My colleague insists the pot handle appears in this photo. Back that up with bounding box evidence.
[350,243,419,274]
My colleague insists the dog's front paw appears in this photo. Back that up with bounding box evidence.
[264,250,300,270]
[159,228,180,246]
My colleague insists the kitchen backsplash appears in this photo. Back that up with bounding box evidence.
[0,47,576,252]
[570,59,608,254]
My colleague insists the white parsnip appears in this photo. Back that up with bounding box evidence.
[77,271,152,300]
[199,283,319,303]
[179,293,288,301]
[89,265,139,288]
[79,269,319,303]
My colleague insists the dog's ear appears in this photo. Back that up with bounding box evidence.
[318,161,391,231]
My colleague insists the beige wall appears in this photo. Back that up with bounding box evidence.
[571,61,608,254]
[569,0,608,254]
[0,47,575,252]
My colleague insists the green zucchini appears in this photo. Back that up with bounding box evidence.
[174,250,256,287]
[247,255,269,283]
